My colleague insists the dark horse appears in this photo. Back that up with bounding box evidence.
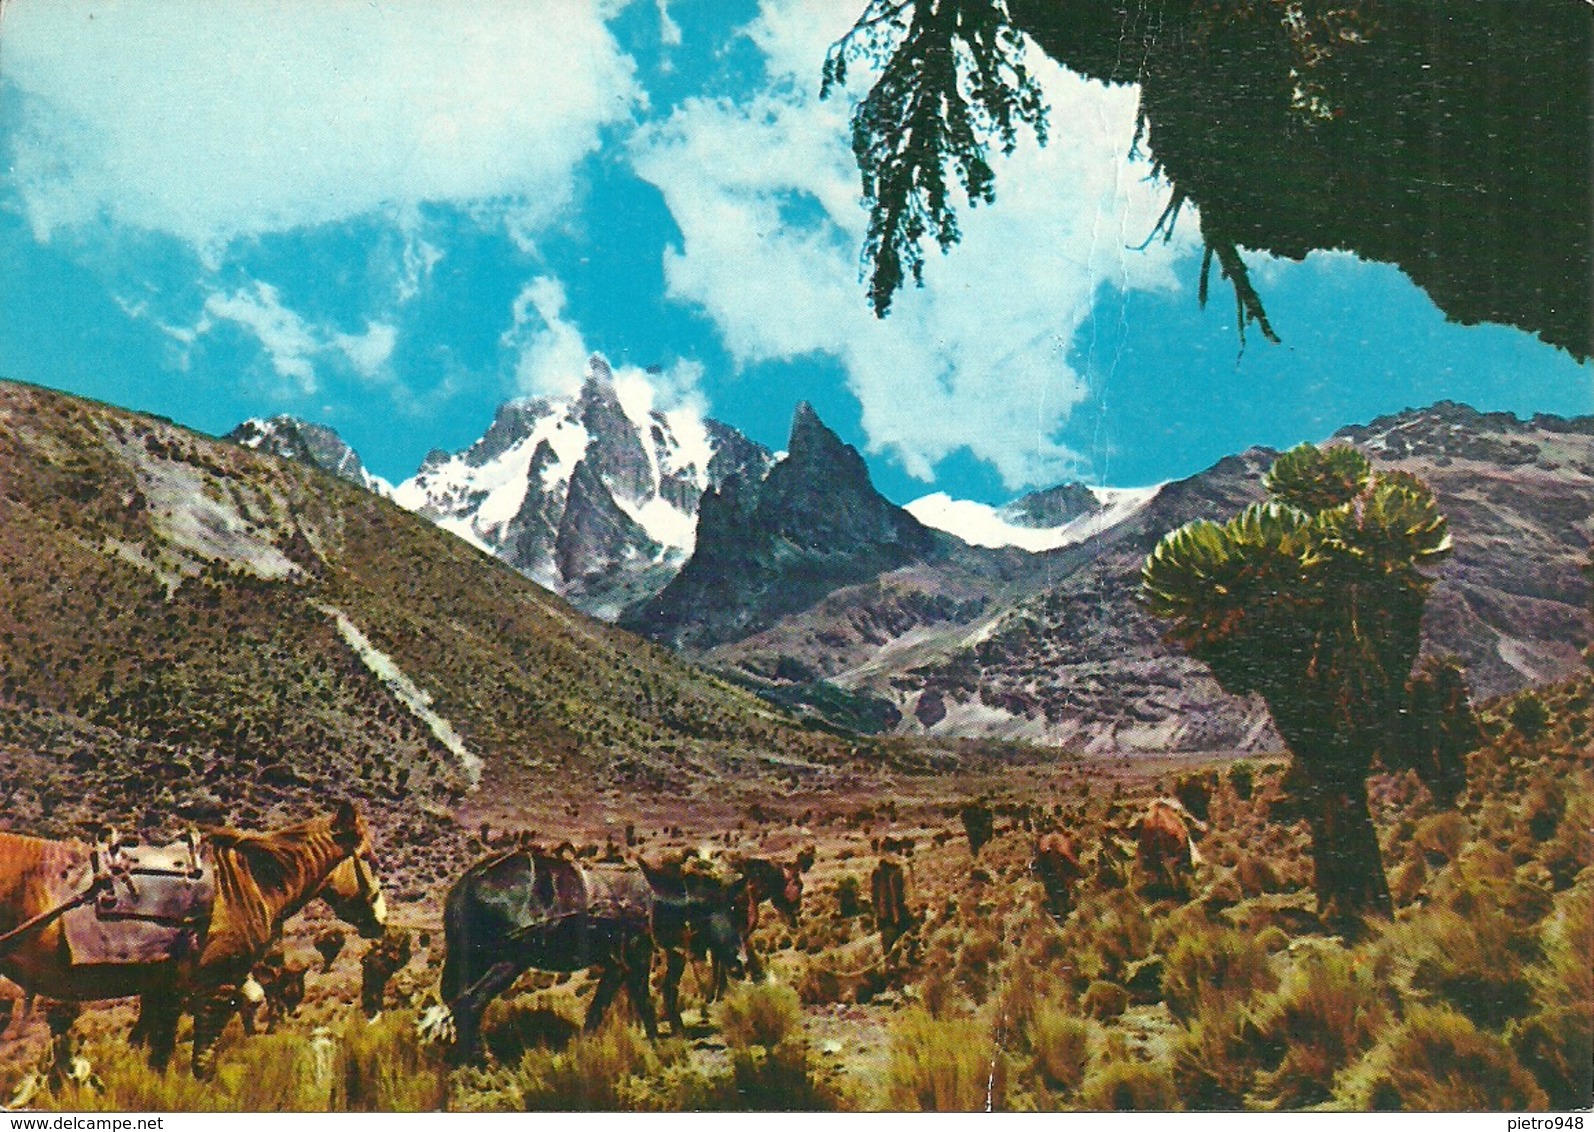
[0,802,386,1078]
[696,853,806,1000]
[422,849,747,1062]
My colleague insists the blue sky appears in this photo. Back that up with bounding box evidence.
[1,0,1588,506]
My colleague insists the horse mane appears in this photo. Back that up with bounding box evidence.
[202,815,336,899]
[635,855,682,896]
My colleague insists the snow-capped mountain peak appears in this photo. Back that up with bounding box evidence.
[905,484,1163,552]
[226,416,393,497]
[391,354,774,613]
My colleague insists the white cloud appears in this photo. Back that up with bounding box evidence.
[503,277,591,399]
[335,322,399,379]
[202,281,396,393]
[656,0,683,48]
[2,0,641,249]
[204,284,322,393]
[499,275,709,421]
[630,0,1198,489]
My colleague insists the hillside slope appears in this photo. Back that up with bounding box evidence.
[0,381,845,841]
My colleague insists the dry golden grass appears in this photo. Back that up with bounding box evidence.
[1337,1006,1548,1111]
[1079,1048,1179,1111]
[1160,920,1276,1023]
[716,981,805,1051]
[9,676,1587,1113]
[886,1009,1003,1111]
[1251,944,1388,1109]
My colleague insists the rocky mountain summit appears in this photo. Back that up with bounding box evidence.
[228,416,391,496]
[224,384,1591,755]
[621,402,957,651]
[391,357,773,618]
[234,357,764,619]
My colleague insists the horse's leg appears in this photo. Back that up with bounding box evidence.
[132,991,181,1072]
[743,945,765,986]
[448,960,522,1065]
[584,964,624,1034]
[191,986,240,1079]
[661,948,686,1034]
[44,1000,80,1091]
[622,938,658,1040]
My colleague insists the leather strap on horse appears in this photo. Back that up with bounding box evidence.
[0,879,106,960]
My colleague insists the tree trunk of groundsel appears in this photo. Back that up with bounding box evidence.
[1300,772,1394,931]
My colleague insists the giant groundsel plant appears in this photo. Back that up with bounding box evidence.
[1143,444,1475,927]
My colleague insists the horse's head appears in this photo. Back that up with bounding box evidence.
[773,861,804,928]
[321,801,387,940]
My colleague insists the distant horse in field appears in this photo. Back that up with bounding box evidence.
[0,801,387,1078]
[420,849,747,1063]
[1033,831,1085,920]
[1125,798,1208,896]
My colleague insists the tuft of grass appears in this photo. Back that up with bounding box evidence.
[1079,1052,1179,1111]
[953,925,1005,1005]
[1172,1001,1258,1111]
[886,1008,1004,1111]
[511,1016,663,1111]
[1409,811,1470,866]
[41,1029,339,1112]
[1376,906,1536,1031]
[39,1040,228,1113]
[716,981,805,1052]
[1080,981,1129,1021]
[1251,944,1388,1109]
[1510,881,1594,1109]
[331,1010,448,1112]
[1059,889,1153,985]
[718,1042,841,1111]
[1337,1006,1548,1111]
[1511,1006,1594,1113]
[1028,1008,1091,1095]
[1541,772,1593,890]
[1234,853,1284,898]
[1161,922,1276,1023]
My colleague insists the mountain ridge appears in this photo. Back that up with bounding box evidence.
[620,401,959,650]
[387,356,774,618]
[0,379,848,847]
[219,384,1592,752]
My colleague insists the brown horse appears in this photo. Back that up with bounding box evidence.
[0,801,386,1078]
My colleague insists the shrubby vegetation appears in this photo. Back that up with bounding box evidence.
[16,676,1590,1112]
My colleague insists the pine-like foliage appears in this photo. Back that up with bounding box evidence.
[823,0,1046,316]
